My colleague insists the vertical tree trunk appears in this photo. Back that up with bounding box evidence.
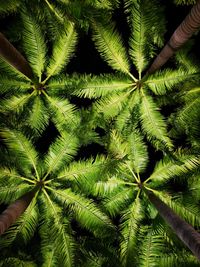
[0,189,37,235]
[0,32,34,80]
[147,0,200,74]
[145,189,200,261]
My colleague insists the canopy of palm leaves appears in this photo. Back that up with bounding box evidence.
[0,0,200,266]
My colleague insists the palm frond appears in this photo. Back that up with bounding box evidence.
[103,187,135,216]
[0,0,20,15]
[44,93,77,129]
[94,91,130,118]
[138,226,167,266]
[21,9,46,82]
[92,22,133,78]
[46,74,80,96]
[57,155,107,181]
[0,257,36,267]
[1,93,34,113]
[0,184,32,204]
[44,134,78,178]
[148,154,200,186]
[75,74,132,98]
[40,193,75,267]
[127,0,165,75]
[108,130,129,159]
[51,188,115,237]
[140,92,173,150]
[145,68,198,95]
[120,198,144,266]
[46,22,77,80]
[28,96,49,135]
[0,75,30,94]
[0,129,39,178]
[127,130,148,174]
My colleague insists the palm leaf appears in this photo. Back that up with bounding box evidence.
[0,129,39,179]
[92,22,134,78]
[76,74,132,98]
[40,192,74,267]
[94,91,131,118]
[0,0,20,14]
[0,75,30,93]
[44,134,78,178]
[120,198,144,266]
[127,130,148,174]
[1,93,34,113]
[46,22,77,80]
[51,188,114,237]
[148,154,199,186]
[145,68,198,95]
[103,187,135,216]
[0,257,36,267]
[28,96,49,134]
[127,0,165,75]
[140,92,173,150]
[21,10,46,81]
[44,93,77,128]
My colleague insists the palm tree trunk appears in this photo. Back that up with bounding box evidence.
[0,32,34,80]
[0,189,36,235]
[145,189,200,261]
[147,0,200,74]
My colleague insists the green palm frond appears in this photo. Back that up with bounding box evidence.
[76,74,132,98]
[140,92,173,150]
[148,154,199,186]
[44,93,77,129]
[145,68,198,95]
[27,96,49,135]
[0,195,38,248]
[0,184,32,204]
[46,74,80,96]
[103,188,135,216]
[127,0,165,76]
[127,130,148,174]
[95,177,131,196]
[108,130,129,159]
[94,91,131,118]
[138,227,167,267]
[21,10,46,82]
[0,75,30,94]
[51,188,114,237]
[0,0,20,15]
[120,198,144,267]
[1,93,34,113]
[159,252,199,266]
[0,129,39,178]
[44,134,78,178]
[40,193,75,267]
[45,22,77,81]
[57,155,107,181]
[92,22,134,78]
[0,257,36,267]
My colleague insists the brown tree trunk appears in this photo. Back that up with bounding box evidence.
[0,189,37,235]
[145,189,200,261]
[147,0,200,74]
[0,32,34,80]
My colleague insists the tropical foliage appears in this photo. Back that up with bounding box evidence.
[0,0,200,266]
